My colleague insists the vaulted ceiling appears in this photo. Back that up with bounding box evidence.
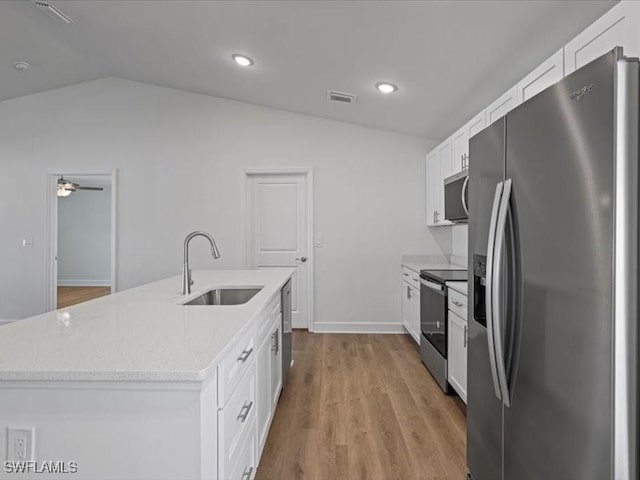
[0,0,617,139]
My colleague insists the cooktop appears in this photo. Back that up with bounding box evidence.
[419,269,468,284]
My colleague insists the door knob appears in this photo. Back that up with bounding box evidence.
[296,256,307,262]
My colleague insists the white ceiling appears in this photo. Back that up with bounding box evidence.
[0,0,617,139]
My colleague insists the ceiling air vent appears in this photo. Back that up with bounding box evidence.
[328,90,357,104]
[32,1,73,24]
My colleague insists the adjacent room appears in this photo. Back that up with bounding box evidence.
[0,1,638,479]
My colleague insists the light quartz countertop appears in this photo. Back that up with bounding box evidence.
[446,281,469,296]
[0,270,293,383]
[401,254,467,274]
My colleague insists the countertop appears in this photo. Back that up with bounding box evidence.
[0,270,293,383]
[401,254,467,274]
[446,281,469,296]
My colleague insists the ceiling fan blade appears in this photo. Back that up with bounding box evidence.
[77,186,104,191]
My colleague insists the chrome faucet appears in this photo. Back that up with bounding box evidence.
[182,231,221,295]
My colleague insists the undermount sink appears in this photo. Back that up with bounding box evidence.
[182,287,262,306]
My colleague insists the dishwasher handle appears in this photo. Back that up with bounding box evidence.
[419,277,445,294]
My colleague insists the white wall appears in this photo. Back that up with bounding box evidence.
[0,77,444,326]
[57,185,111,286]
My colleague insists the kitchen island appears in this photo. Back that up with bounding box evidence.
[0,269,293,480]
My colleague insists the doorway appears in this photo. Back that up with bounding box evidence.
[48,171,117,310]
[243,169,314,330]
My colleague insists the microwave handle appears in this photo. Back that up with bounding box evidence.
[462,176,470,216]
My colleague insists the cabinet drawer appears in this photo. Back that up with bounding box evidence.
[448,289,468,320]
[402,267,420,290]
[225,419,257,480]
[218,327,255,406]
[219,363,256,476]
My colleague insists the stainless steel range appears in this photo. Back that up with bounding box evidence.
[419,268,467,392]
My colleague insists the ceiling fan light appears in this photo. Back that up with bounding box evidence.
[57,187,72,197]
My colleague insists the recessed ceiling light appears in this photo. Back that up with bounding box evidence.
[232,54,254,67]
[13,61,31,71]
[375,82,398,94]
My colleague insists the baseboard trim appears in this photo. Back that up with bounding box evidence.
[313,322,406,334]
[57,280,111,287]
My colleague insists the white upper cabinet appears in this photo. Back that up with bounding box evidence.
[518,49,564,102]
[564,1,640,75]
[467,110,487,140]
[424,1,640,230]
[425,150,441,226]
[438,139,453,186]
[486,85,520,127]
[451,126,469,174]
[426,139,454,227]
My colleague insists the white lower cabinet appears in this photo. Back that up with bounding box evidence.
[218,362,257,479]
[256,330,272,452]
[447,310,467,403]
[401,270,421,344]
[257,315,282,454]
[219,292,283,479]
[228,419,257,480]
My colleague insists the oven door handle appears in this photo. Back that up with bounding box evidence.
[419,277,445,294]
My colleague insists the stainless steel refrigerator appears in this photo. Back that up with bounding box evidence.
[467,47,638,480]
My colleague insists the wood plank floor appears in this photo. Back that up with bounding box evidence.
[57,286,111,309]
[257,331,467,480]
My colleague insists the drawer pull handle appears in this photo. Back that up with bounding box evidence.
[413,277,418,282]
[237,401,254,422]
[403,273,409,277]
[452,300,464,307]
[241,466,254,480]
[237,347,254,362]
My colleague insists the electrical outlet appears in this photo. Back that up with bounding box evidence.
[7,428,34,462]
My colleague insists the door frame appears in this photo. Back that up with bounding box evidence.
[241,168,314,332]
[46,169,118,311]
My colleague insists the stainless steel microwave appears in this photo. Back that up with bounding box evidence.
[444,170,469,223]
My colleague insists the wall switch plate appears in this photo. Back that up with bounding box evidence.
[6,427,35,461]
[21,236,34,248]
[314,236,324,248]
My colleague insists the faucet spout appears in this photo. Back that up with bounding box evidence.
[182,231,221,295]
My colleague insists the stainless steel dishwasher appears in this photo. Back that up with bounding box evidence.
[281,279,292,388]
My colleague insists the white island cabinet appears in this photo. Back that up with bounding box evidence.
[0,269,293,480]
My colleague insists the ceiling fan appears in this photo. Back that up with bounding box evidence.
[57,176,104,197]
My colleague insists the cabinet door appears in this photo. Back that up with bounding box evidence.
[564,1,640,75]
[410,285,421,344]
[451,126,469,174]
[486,85,520,127]
[256,334,272,453]
[518,49,564,103]
[425,150,441,226]
[401,282,412,331]
[467,110,486,140]
[438,140,453,226]
[447,310,468,403]
[270,321,282,408]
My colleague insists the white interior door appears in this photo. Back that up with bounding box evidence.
[246,173,310,329]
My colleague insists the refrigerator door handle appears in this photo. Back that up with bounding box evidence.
[485,181,504,401]
[492,178,513,407]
